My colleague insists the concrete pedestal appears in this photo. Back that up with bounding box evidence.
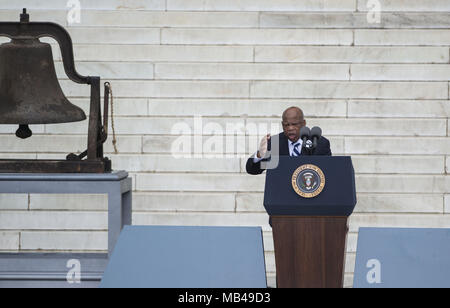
[0,171,132,288]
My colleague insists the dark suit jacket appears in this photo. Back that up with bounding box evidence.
[246,132,332,175]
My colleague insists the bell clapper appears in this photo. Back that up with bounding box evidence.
[15,124,32,139]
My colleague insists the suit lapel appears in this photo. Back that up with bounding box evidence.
[301,145,308,155]
[278,133,290,156]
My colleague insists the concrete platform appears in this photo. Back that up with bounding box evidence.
[0,253,108,288]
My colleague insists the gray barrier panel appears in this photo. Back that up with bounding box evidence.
[354,227,450,288]
[100,225,267,288]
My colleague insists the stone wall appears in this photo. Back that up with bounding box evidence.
[0,0,449,287]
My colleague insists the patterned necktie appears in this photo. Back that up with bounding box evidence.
[292,143,301,157]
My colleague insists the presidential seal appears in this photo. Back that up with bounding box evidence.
[291,164,325,198]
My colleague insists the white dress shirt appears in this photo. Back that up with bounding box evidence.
[288,139,303,157]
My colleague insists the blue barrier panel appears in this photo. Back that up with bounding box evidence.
[354,227,450,288]
[100,225,267,288]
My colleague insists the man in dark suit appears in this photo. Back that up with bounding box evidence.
[246,106,332,175]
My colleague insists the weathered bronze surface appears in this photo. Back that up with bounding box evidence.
[0,38,86,125]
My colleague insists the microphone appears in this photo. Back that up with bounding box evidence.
[300,126,311,149]
[310,126,322,149]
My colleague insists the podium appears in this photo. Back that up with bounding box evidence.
[264,156,356,288]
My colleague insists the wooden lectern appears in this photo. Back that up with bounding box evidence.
[264,156,357,288]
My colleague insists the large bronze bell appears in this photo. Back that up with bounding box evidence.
[0,37,86,138]
[0,9,112,173]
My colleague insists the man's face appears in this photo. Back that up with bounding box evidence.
[282,109,306,143]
